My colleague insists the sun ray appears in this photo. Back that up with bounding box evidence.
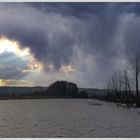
[0,35,44,73]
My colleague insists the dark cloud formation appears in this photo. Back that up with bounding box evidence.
[0,3,140,88]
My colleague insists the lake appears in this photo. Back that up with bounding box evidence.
[0,99,139,137]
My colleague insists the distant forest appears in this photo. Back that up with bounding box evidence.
[0,81,88,100]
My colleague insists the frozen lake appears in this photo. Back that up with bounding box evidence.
[0,99,139,137]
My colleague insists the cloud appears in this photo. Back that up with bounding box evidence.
[60,65,75,73]
[0,3,140,87]
[0,35,43,80]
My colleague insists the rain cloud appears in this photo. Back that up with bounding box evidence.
[0,3,140,88]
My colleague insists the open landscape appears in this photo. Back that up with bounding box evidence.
[0,2,140,138]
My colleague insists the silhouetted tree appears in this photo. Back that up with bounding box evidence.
[47,81,78,98]
[106,70,135,107]
[108,72,123,103]
[128,53,140,107]
[124,70,134,107]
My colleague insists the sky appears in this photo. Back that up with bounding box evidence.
[0,2,140,88]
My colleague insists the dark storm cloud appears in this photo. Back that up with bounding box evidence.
[29,2,107,18]
[0,3,77,69]
[0,3,140,87]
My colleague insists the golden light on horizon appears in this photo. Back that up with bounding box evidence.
[0,79,33,87]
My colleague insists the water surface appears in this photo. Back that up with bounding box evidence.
[0,99,139,137]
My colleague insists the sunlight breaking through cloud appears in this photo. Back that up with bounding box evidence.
[0,35,44,73]
[0,36,30,57]
[0,3,140,88]
[60,65,75,73]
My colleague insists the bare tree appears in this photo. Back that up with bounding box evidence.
[128,53,140,107]
[124,70,131,107]
[105,79,113,101]
[107,70,133,105]
[107,72,123,103]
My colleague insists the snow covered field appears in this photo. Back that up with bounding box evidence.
[0,99,139,137]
